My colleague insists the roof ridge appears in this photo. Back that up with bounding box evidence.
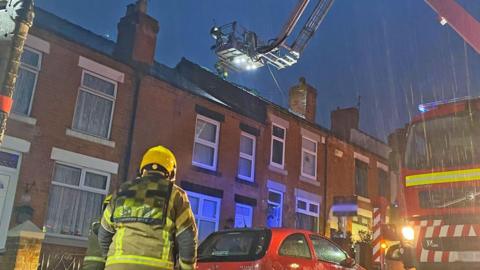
[35,7,116,44]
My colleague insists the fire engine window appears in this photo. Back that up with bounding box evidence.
[405,113,480,169]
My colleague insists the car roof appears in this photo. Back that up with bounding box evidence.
[213,227,324,237]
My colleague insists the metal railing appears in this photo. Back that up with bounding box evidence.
[38,252,84,270]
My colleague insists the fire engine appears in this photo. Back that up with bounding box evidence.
[397,96,480,269]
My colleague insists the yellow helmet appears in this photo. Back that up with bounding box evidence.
[140,145,177,181]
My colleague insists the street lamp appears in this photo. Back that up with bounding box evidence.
[0,0,35,143]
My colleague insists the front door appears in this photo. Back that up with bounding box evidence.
[0,149,21,251]
[0,173,12,250]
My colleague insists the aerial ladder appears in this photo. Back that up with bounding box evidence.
[425,0,480,54]
[210,0,335,72]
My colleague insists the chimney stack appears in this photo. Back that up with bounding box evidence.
[288,77,317,122]
[330,107,359,140]
[114,0,159,66]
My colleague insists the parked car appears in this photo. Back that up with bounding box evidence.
[197,228,366,270]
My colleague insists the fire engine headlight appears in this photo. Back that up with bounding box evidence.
[402,226,415,241]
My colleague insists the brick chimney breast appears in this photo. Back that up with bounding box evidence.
[288,77,317,122]
[115,0,159,66]
[330,107,359,140]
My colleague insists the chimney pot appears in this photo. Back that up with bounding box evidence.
[126,4,135,15]
[114,1,159,66]
[330,107,359,140]
[288,77,317,122]
[136,0,147,13]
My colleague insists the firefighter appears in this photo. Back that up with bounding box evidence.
[98,145,197,270]
[82,195,112,270]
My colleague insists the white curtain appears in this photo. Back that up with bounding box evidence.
[73,90,112,138]
[12,68,36,115]
[295,213,318,232]
[45,164,104,237]
[45,185,103,236]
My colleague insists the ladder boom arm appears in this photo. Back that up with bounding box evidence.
[425,0,480,54]
[258,0,310,53]
[291,0,334,53]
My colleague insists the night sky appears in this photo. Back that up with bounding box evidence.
[36,0,480,141]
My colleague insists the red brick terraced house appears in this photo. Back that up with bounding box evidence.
[0,2,393,267]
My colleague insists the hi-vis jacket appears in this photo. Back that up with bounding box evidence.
[82,222,106,270]
[99,176,197,270]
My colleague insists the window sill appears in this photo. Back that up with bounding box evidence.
[236,177,258,187]
[66,129,115,148]
[268,164,288,176]
[192,165,221,177]
[299,175,320,186]
[43,233,88,248]
[9,113,37,125]
[356,195,371,203]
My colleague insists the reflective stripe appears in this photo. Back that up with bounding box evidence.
[439,226,449,237]
[84,256,106,263]
[106,255,174,269]
[176,208,193,233]
[454,225,464,237]
[425,227,434,238]
[406,168,480,187]
[103,207,113,226]
[115,226,125,256]
[161,229,169,261]
[179,259,195,270]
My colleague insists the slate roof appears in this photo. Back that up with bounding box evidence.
[175,58,267,123]
[32,7,388,149]
[34,8,115,56]
[33,7,229,109]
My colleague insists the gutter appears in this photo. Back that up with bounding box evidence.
[122,70,143,182]
[322,135,329,235]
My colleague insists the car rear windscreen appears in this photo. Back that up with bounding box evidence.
[198,229,271,262]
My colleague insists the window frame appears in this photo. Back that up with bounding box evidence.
[13,47,42,116]
[50,161,110,195]
[278,233,312,259]
[300,136,317,180]
[186,191,221,240]
[295,197,320,232]
[270,124,286,169]
[309,234,348,265]
[267,189,283,227]
[0,149,21,172]
[237,132,256,182]
[295,197,320,217]
[378,169,390,199]
[352,215,372,227]
[192,114,220,171]
[354,159,369,198]
[234,202,253,228]
[45,162,111,238]
[72,70,118,139]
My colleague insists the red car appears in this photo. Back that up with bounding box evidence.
[197,228,365,270]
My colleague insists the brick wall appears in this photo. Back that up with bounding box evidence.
[129,75,266,229]
[7,27,135,230]
[0,235,43,270]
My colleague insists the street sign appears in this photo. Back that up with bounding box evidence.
[332,196,358,216]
